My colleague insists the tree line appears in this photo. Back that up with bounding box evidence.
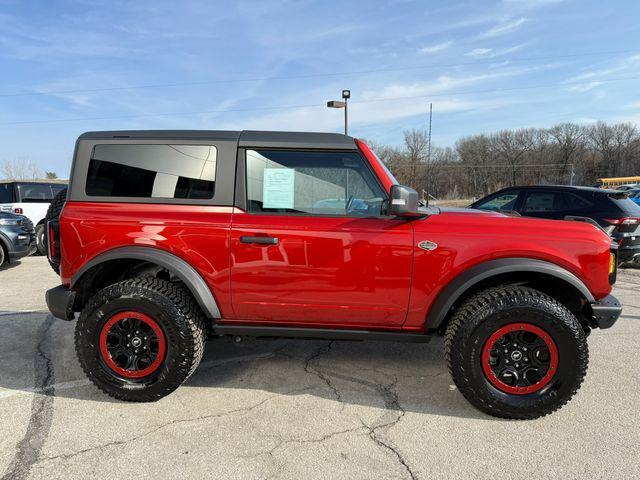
[371,121,640,200]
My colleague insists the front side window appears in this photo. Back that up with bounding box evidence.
[0,183,14,203]
[475,192,519,212]
[246,149,385,216]
[86,144,217,199]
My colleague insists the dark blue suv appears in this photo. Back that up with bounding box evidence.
[470,185,640,264]
[0,212,35,267]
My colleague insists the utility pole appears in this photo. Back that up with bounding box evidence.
[425,102,433,207]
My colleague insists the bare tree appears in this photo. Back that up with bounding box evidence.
[403,129,429,189]
[1,158,43,180]
[494,128,536,186]
[366,121,639,201]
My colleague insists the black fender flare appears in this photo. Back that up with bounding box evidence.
[71,246,221,318]
[425,257,595,330]
[0,231,11,256]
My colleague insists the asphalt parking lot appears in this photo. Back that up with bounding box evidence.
[0,257,639,480]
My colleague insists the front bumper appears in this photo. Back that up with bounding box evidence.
[45,285,76,321]
[8,242,36,261]
[590,294,622,329]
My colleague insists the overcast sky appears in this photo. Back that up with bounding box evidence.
[1,0,639,177]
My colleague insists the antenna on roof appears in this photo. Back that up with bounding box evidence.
[425,102,433,207]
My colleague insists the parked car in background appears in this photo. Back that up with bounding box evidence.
[0,211,35,267]
[469,185,640,264]
[0,181,67,256]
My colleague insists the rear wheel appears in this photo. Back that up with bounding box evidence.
[445,286,588,419]
[75,277,206,401]
[0,243,5,267]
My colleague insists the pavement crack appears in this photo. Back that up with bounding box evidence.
[1,315,56,480]
[238,425,365,459]
[360,377,417,480]
[35,386,311,465]
[303,341,344,408]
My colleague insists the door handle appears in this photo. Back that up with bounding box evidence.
[240,236,279,245]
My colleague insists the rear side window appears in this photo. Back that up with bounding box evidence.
[0,183,14,203]
[522,192,563,212]
[16,183,56,202]
[474,192,519,212]
[609,195,640,215]
[245,149,385,216]
[561,193,592,210]
[86,144,217,199]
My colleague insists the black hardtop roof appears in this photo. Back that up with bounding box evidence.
[78,130,357,150]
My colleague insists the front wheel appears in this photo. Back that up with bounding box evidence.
[75,277,206,401]
[445,286,588,419]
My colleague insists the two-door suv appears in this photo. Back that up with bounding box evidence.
[46,130,622,419]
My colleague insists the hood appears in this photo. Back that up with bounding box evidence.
[419,206,611,245]
[0,211,22,220]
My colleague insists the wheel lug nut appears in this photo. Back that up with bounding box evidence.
[523,347,527,351]
[506,360,510,364]
[504,349,508,353]
[515,363,520,368]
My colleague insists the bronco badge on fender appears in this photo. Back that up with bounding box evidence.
[418,240,438,251]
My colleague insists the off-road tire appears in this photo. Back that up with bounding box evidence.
[35,224,46,256]
[0,242,5,267]
[44,188,67,273]
[75,277,207,402]
[445,285,588,420]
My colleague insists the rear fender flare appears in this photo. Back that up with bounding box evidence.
[71,246,221,318]
[425,258,595,330]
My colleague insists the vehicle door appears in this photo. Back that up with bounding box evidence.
[229,148,414,328]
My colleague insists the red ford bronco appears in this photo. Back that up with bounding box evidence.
[45,130,622,419]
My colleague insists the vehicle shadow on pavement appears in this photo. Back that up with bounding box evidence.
[0,260,22,272]
[0,313,485,420]
[183,336,486,420]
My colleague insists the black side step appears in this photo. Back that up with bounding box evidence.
[211,325,432,343]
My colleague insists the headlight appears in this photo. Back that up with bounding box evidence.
[0,218,20,226]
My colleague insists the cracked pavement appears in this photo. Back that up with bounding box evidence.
[1,257,639,479]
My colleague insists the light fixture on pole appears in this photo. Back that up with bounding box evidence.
[327,89,350,135]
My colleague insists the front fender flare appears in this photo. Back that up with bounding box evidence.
[425,257,595,330]
[71,246,221,318]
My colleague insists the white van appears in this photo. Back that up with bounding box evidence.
[0,181,67,255]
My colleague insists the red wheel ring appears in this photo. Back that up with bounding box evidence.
[481,322,559,395]
[99,311,166,379]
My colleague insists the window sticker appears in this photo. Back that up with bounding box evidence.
[263,168,295,209]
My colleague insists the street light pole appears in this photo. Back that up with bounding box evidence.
[327,89,351,135]
[344,96,348,135]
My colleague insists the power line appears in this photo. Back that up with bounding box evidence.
[1,75,638,127]
[1,48,639,99]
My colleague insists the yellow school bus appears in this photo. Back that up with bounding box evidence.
[598,176,640,188]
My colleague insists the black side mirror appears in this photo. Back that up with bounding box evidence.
[388,185,421,217]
